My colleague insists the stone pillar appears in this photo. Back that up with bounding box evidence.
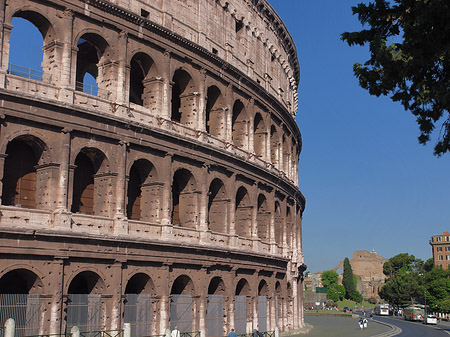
[225,85,233,143]
[247,99,254,154]
[160,153,173,234]
[49,257,65,334]
[0,153,7,204]
[116,31,128,105]
[159,263,171,334]
[0,23,12,88]
[269,296,276,331]
[198,165,209,242]
[114,141,128,220]
[35,163,60,211]
[197,269,208,336]
[161,51,172,120]
[109,261,124,330]
[198,69,207,132]
[142,77,164,115]
[57,128,71,210]
[60,9,73,88]
[228,176,237,247]
[292,280,298,329]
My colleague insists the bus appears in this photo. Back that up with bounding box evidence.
[374,304,390,316]
[403,306,426,321]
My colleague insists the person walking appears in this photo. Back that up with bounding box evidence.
[171,326,180,337]
[228,328,237,337]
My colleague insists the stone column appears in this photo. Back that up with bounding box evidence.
[292,281,298,329]
[225,85,233,143]
[159,263,171,334]
[198,69,207,132]
[0,153,7,204]
[60,10,74,90]
[116,31,128,105]
[161,51,172,120]
[57,128,71,210]
[247,99,255,154]
[0,23,12,88]
[114,140,128,218]
[198,165,209,242]
[160,153,173,236]
[109,260,124,330]
[48,257,65,334]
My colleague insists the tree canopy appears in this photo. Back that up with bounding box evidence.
[341,0,450,156]
[321,270,339,288]
[342,258,355,300]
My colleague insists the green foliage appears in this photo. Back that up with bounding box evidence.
[341,0,450,156]
[423,266,450,312]
[382,253,416,278]
[321,270,339,288]
[367,297,377,304]
[352,290,363,303]
[342,258,355,300]
[326,284,346,302]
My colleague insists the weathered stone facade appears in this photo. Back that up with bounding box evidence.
[0,0,305,336]
[334,250,386,299]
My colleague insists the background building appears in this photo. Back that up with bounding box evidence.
[430,232,450,269]
[0,0,305,336]
[334,250,386,299]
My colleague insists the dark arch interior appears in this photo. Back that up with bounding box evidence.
[68,271,101,294]
[125,273,151,294]
[208,277,225,295]
[0,269,39,294]
[235,279,250,296]
[171,275,193,295]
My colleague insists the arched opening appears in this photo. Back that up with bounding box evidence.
[127,159,160,223]
[253,113,266,159]
[171,69,196,126]
[71,148,109,215]
[205,86,225,138]
[270,125,279,169]
[257,194,270,242]
[2,138,41,209]
[257,280,269,332]
[207,277,225,337]
[170,275,194,332]
[8,15,45,80]
[232,100,249,149]
[208,178,227,233]
[0,269,43,336]
[67,271,104,333]
[274,201,283,246]
[124,273,154,337]
[235,187,252,238]
[171,169,197,228]
[75,33,108,96]
[129,52,154,106]
[235,279,251,335]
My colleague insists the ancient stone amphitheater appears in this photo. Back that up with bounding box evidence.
[0,0,305,336]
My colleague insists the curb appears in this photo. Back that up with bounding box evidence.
[369,319,402,337]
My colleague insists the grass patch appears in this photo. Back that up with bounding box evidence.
[304,309,352,316]
[336,299,376,309]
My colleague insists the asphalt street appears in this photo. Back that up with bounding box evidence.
[375,315,450,337]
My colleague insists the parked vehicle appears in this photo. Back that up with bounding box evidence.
[424,314,437,325]
[374,304,390,316]
[403,306,426,321]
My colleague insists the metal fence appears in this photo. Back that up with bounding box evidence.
[257,297,267,333]
[66,294,102,334]
[123,294,152,337]
[234,296,246,335]
[169,295,192,333]
[206,295,223,337]
[0,294,41,337]
[7,63,47,82]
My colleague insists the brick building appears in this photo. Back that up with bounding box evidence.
[430,232,450,269]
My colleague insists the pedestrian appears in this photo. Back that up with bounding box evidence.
[252,329,259,337]
[358,318,363,330]
[171,326,180,337]
[363,318,368,329]
[228,329,237,337]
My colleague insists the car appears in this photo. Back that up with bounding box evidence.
[424,314,437,325]
[343,307,350,313]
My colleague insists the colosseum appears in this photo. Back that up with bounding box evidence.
[0,0,305,336]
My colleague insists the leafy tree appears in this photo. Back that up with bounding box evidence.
[423,266,450,312]
[342,258,355,299]
[382,253,416,278]
[326,284,346,302]
[352,290,363,303]
[341,0,450,156]
[380,272,420,306]
[321,270,339,288]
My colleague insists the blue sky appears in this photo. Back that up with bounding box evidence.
[269,0,450,272]
[8,2,450,273]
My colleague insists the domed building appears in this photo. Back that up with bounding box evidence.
[0,0,305,336]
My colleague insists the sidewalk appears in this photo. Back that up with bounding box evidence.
[285,315,394,337]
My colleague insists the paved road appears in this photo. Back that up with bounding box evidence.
[375,316,450,337]
[302,315,390,337]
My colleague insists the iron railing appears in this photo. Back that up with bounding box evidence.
[79,330,123,337]
[180,332,200,337]
[75,81,110,98]
[237,331,274,337]
[7,63,47,82]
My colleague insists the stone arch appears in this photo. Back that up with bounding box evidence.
[258,280,269,296]
[67,270,106,294]
[274,201,283,246]
[1,135,47,209]
[235,278,251,334]
[171,275,195,295]
[8,9,57,81]
[170,275,195,331]
[75,32,110,96]
[0,268,43,294]
[270,125,280,169]
[71,147,110,216]
[127,159,160,222]
[171,169,198,228]
[235,278,251,296]
[257,194,270,241]
[171,68,197,127]
[205,86,226,138]
[253,113,267,159]
[129,52,158,107]
[208,277,225,295]
[232,100,249,149]
[125,273,155,294]
[207,178,228,233]
[235,186,252,238]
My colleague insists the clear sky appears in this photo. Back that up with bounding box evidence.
[269,0,450,272]
[8,1,450,274]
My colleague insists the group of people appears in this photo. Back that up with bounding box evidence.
[358,317,368,330]
[172,327,262,337]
